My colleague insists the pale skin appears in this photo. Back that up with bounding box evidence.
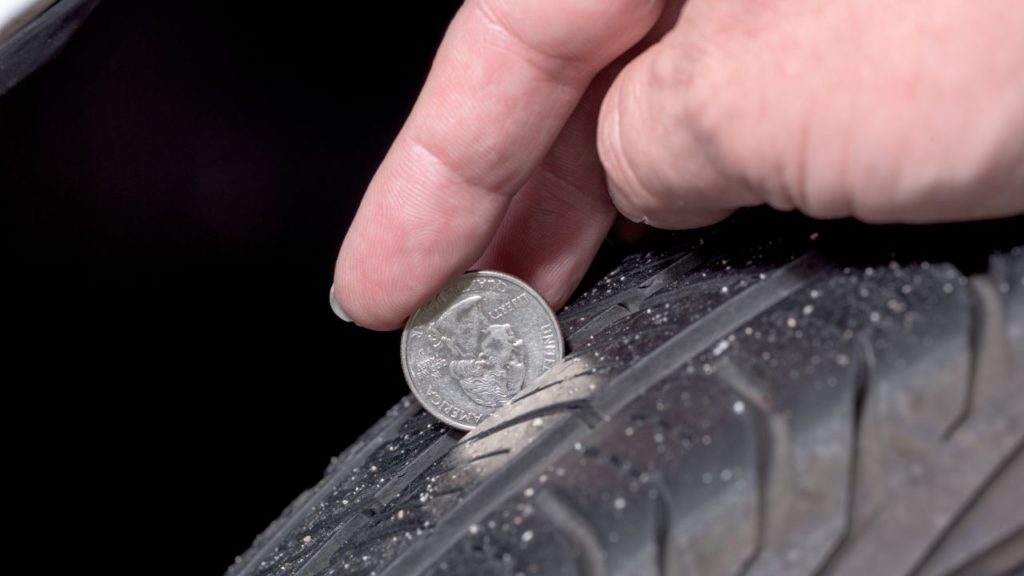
[334,0,1024,330]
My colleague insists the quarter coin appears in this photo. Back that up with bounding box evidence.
[401,271,564,430]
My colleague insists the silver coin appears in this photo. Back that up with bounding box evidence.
[401,271,565,430]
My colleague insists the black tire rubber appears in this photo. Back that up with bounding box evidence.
[227,209,1024,576]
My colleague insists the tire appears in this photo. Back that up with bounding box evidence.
[227,209,1024,576]
[0,0,101,97]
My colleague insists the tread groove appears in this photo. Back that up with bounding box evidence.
[537,489,607,576]
[512,380,565,404]
[567,304,633,347]
[590,251,829,418]
[717,361,773,576]
[946,526,1024,576]
[511,366,609,405]
[909,442,1024,576]
[962,276,1010,422]
[467,448,512,463]
[943,276,993,439]
[561,251,706,325]
[463,401,593,444]
[295,432,460,576]
[378,417,593,576]
[815,335,875,576]
[231,399,421,576]
[653,481,672,576]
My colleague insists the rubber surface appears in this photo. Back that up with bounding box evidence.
[227,210,1024,576]
[0,0,100,96]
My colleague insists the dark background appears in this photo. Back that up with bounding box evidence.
[1,1,460,572]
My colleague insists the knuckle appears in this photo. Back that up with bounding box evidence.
[472,0,664,67]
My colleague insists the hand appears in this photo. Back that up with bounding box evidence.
[333,0,1024,330]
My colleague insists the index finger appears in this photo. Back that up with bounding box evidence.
[333,0,664,329]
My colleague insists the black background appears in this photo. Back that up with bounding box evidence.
[1,1,460,572]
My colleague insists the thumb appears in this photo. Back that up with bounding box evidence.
[596,19,762,230]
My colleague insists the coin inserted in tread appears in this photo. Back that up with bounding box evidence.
[401,271,564,430]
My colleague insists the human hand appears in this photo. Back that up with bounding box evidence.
[333,0,1024,330]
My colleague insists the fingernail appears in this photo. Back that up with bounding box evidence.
[606,176,644,224]
[329,283,353,322]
